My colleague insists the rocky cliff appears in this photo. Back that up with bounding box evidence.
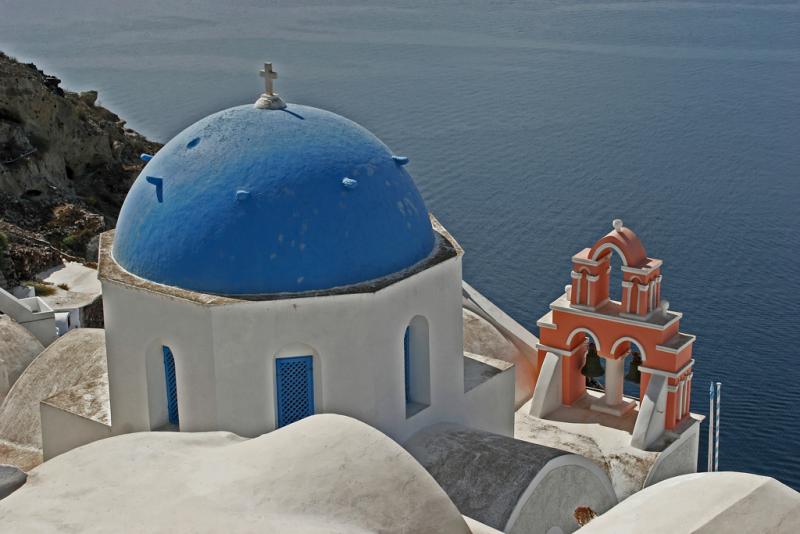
[0,52,160,288]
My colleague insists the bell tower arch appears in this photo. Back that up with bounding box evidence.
[534,220,695,450]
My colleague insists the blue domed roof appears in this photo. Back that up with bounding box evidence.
[113,103,435,295]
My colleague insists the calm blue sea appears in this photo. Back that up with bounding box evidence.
[1,0,798,489]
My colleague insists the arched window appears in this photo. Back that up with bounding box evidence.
[404,327,411,400]
[404,316,430,418]
[162,346,179,427]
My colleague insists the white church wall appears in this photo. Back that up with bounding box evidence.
[101,245,511,444]
[506,456,617,534]
[208,255,467,442]
[375,256,466,442]
[631,374,667,450]
[0,288,57,346]
[644,418,701,489]
[528,352,562,419]
[461,361,515,437]
[40,404,111,461]
[102,281,218,435]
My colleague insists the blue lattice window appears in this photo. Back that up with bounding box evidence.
[276,356,314,428]
[162,346,179,426]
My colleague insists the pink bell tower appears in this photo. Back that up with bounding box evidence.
[533,220,696,448]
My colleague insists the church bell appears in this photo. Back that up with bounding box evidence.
[581,342,604,379]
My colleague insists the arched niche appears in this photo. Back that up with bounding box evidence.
[404,315,430,418]
[565,327,602,354]
[585,225,649,309]
[609,336,648,362]
[144,338,181,431]
[589,227,648,268]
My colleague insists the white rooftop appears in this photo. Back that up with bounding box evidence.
[579,471,800,533]
[0,415,478,533]
[35,261,101,311]
[515,392,702,500]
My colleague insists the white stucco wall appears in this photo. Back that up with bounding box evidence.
[644,417,700,488]
[101,251,508,444]
[507,456,617,534]
[207,255,466,442]
[462,281,539,408]
[461,362,515,437]
[528,352,562,419]
[0,288,56,346]
[40,404,111,461]
[631,374,667,450]
[102,281,217,435]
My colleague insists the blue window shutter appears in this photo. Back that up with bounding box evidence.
[276,356,314,428]
[404,327,411,402]
[162,346,179,426]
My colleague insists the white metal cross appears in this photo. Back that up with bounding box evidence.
[260,63,278,95]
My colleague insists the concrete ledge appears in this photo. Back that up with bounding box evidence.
[0,288,56,346]
[631,374,667,450]
[462,354,515,437]
[464,515,503,534]
[644,415,701,488]
[464,351,513,393]
[40,403,112,462]
[528,352,561,419]
[589,396,636,417]
[462,282,538,352]
[0,464,26,500]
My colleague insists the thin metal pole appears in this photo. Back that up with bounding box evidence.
[707,382,715,472]
[714,382,722,471]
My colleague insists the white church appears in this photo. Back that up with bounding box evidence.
[3,64,797,534]
[40,63,514,447]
